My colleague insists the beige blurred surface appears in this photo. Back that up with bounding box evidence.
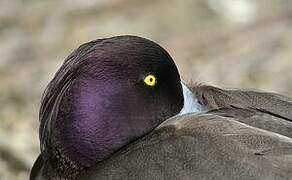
[1,0,292,179]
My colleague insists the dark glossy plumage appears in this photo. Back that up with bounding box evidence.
[32,35,184,179]
[31,36,292,180]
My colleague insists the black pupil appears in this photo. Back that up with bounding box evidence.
[150,78,153,82]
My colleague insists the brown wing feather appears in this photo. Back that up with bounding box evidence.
[193,85,292,137]
[193,85,292,113]
[210,108,292,138]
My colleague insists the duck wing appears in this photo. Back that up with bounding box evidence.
[193,85,292,137]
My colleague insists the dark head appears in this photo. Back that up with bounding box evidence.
[37,35,184,177]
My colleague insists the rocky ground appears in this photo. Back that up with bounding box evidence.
[1,0,292,179]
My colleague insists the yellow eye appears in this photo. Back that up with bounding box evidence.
[144,74,157,87]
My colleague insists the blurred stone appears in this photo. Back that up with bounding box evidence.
[208,0,256,24]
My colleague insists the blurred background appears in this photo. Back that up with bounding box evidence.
[1,0,292,179]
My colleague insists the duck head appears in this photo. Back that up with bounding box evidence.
[39,36,189,176]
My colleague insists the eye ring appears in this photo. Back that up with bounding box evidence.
[144,74,157,87]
